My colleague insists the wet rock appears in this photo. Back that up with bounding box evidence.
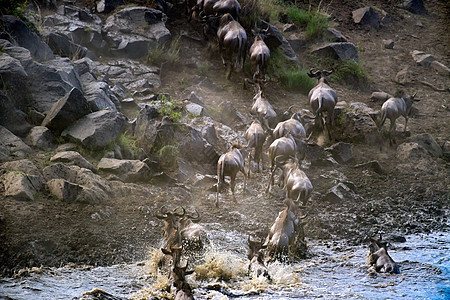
[98,158,152,182]
[354,160,387,175]
[430,61,450,76]
[0,90,31,137]
[370,91,392,102]
[41,88,91,135]
[312,42,358,62]
[411,50,435,67]
[1,172,41,201]
[383,39,394,49]
[47,178,83,202]
[352,7,380,29]
[61,110,127,150]
[0,15,54,61]
[24,126,56,150]
[103,7,171,59]
[327,142,353,164]
[407,133,442,158]
[399,0,427,15]
[0,126,32,161]
[50,151,97,172]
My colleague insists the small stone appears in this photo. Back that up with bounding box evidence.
[382,39,394,49]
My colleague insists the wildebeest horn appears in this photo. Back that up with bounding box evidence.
[323,69,333,76]
[155,205,169,219]
[287,105,294,114]
[173,206,186,217]
[307,68,319,77]
[187,208,201,222]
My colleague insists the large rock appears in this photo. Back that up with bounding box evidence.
[0,90,32,137]
[97,158,152,182]
[335,111,380,145]
[1,172,42,201]
[261,20,299,65]
[42,6,105,55]
[50,151,97,172]
[0,15,54,61]
[61,110,127,150]
[0,159,43,177]
[41,88,91,134]
[327,142,353,164]
[0,126,32,161]
[46,32,88,59]
[411,50,435,67]
[24,126,56,150]
[82,81,119,112]
[312,42,359,62]
[408,134,442,158]
[352,7,380,29]
[47,178,83,202]
[399,0,427,15]
[103,7,171,59]
[42,163,112,203]
[96,0,126,14]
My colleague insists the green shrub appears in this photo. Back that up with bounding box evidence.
[153,94,182,122]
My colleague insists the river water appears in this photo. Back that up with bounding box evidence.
[0,226,448,300]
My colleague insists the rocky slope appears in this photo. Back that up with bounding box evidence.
[0,0,448,277]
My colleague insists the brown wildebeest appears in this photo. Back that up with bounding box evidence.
[370,91,419,145]
[250,84,277,131]
[212,0,241,20]
[266,134,307,193]
[249,28,270,83]
[216,143,247,207]
[272,112,307,140]
[307,69,338,139]
[367,235,400,274]
[247,235,271,280]
[263,198,307,262]
[244,118,266,177]
[217,13,247,79]
[277,159,313,206]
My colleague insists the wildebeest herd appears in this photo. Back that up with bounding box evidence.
[154,1,418,298]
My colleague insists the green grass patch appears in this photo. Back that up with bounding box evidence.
[268,48,315,94]
[286,5,329,39]
[147,37,180,65]
[330,60,369,88]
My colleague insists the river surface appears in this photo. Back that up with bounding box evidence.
[0,227,448,300]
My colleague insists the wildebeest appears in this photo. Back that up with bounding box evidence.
[156,206,185,255]
[307,69,338,139]
[217,13,247,79]
[212,0,241,20]
[249,28,270,83]
[272,112,307,140]
[178,208,208,252]
[266,134,307,193]
[366,235,400,274]
[247,236,271,280]
[277,159,313,206]
[216,143,247,207]
[250,85,277,131]
[244,119,266,177]
[263,198,307,262]
[370,91,419,145]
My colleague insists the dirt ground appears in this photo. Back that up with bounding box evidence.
[0,0,449,277]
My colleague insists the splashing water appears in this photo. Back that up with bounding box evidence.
[0,226,448,299]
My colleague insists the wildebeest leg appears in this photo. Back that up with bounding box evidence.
[247,152,252,178]
[230,173,237,202]
[216,182,220,207]
[241,167,247,194]
[266,165,276,193]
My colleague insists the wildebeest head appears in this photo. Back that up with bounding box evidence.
[367,234,400,274]
[307,69,333,84]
